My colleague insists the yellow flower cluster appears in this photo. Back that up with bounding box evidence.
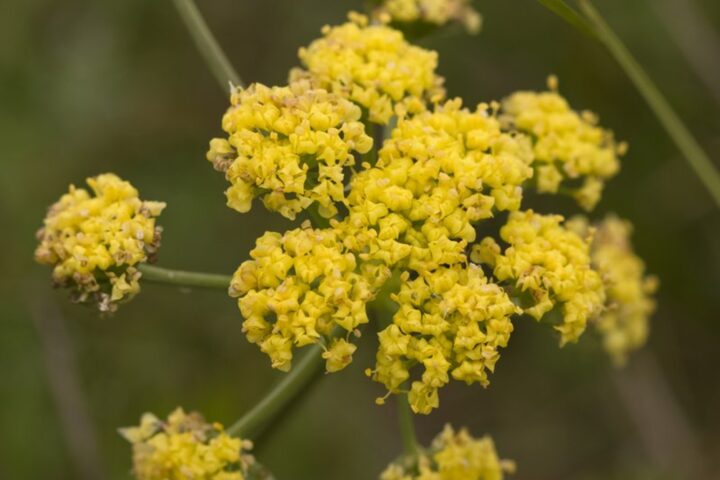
[380,425,514,480]
[370,265,518,414]
[374,0,482,33]
[207,80,373,220]
[291,13,446,124]
[120,408,253,480]
[229,223,391,372]
[474,210,606,346]
[568,215,658,364]
[502,78,624,210]
[34,173,165,312]
[228,100,533,411]
[341,99,533,271]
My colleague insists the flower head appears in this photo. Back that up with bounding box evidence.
[501,77,624,210]
[380,424,514,480]
[568,215,658,364]
[34,173,165,312]
[229,222,390,372]
[475,210,606,345]
[208,80,373,219]
[291,13,446,124]
[374,0,482,34]
[119,408,253,480]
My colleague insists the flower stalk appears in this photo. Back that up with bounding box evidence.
[138,264,231,290]
[172,0,243,91]
[226,343,325,439]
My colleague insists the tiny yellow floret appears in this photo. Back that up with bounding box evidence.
[374,0,482,34]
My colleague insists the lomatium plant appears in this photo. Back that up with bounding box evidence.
[35,1,661,478]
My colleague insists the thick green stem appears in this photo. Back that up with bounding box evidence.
[138,264,231,290]
[539,0,720,209]
[226,344,325,439]
[172,0,243,91]
[397,393,419,457]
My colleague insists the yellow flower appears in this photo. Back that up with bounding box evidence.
[229,223,390,372]
[475,210,606,346]
[291,13,446,124]
[374,0,482,33]
[380,424,515,480]
[208,80,373,220]
[119,408,253,480]
[501,77,624,210]
[34,173,165,312]
[568,215,658,364]
[323,337,358,372]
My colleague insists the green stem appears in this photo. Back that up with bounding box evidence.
[226,344,325,439]
[172,0,243,91]
[138,263,231,290]
[397,393,419,457]
[539,0,720,209]
[537,0,596,39]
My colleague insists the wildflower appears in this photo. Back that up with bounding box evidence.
[291,13,446,124]
[374,0,482,34]
[568,215,658,364]
[208,80,373,220]
[229,223,391,372]
[34,173,165,312]
[119,408,254,480]
[380,424,515,480]
[501,77,624,210]
[475,210,606,346]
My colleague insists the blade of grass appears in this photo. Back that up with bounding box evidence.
[537,0,597,39]
[173,0,243,91]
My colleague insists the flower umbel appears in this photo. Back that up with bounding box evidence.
[475,210,606,346]
[291,13,446,124]
[373,0,482,33]
[380,424,514,480]
[501,77,624,210]
[34,173,165,312]
[119,408,254,480]
[208,80,373,220]
[568,215,658,364]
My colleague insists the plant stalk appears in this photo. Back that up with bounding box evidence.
[397,393,419,457]
[226,344,325,439]
[138,263,231,290]
[172,0,243,91]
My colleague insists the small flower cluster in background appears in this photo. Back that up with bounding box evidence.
[381,424,514,480]
[120,408,255,480]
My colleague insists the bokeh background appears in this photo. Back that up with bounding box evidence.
[2,0,719,478]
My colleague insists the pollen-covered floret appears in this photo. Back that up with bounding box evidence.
[229,222,390,372]
[119,408,254,480]
[369,265,518,414]
[374,0,482,33]
[474,210,605,346]
[380,424,515,480]
[568,215,658,364]
[501,77,624,210]
[34,173,165,312]
[208,80,373,220]
[291,13,446,124]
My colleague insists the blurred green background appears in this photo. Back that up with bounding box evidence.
[2,0,719,478]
